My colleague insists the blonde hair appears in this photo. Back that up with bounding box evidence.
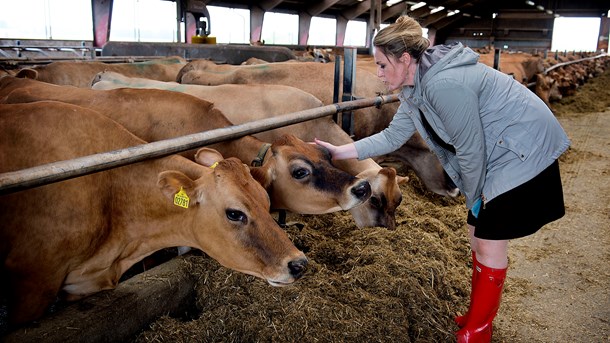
[373,15,430,61]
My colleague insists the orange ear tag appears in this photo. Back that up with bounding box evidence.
[173,187,190,209]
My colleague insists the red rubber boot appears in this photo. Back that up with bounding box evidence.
[455,251,478,328]
[455,261,507,343]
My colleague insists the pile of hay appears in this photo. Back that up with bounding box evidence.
[133,171,471,343]
[551,60,610,116]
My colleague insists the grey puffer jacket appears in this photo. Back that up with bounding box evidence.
[354,43,570,209]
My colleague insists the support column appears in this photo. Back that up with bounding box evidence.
[597,16,609,52]
[298,13,313,45]
[250,6,265,44]
[91,0,113,48]
[367,0,381,52]
[336,16,348,47]
[427,27,436,46]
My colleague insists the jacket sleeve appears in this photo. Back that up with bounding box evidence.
[353,101,417,160]
[425,80,486,208]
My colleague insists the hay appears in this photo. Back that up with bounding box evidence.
[551,63,610,116]
[133,170,470,343]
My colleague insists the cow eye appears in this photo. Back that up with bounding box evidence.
[291,167,310,180]
[226,209,247,223]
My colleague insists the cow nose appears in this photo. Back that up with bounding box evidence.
[351,180,371,200]
[288,258,308,279]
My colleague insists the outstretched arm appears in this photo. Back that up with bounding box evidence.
[314,138,358,160]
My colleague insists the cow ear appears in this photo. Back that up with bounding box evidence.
[397,175,409,185]
[194,148,224,167]
[249,166,273,190]
[380,167,409,185]
[16,68,38,80]
[158,171,197,203]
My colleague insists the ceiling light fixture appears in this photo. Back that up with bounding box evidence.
[525,1,535,6]
[410,2,427,10]
[386,0,402,6]
[430,6,445,14]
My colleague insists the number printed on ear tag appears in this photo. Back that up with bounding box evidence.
[174,187,190,209]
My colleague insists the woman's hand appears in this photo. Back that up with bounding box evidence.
[314,138,358,160]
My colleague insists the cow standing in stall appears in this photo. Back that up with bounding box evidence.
[477,52,544,85]
[14,56,188,88]
[89,71,409,229]
[0,76,371,216]
[0,101,308,326]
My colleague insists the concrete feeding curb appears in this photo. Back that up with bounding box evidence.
[3,256,198,343]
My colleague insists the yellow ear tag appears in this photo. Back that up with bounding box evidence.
[210,161,219,169]
[173,187,190,209]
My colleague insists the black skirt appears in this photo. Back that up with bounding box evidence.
[467,160,565,240]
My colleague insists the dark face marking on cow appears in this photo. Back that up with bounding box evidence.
[310,158,358,194]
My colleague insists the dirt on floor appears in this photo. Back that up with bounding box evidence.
[129,66,609,343]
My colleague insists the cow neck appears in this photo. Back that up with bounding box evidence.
[251,143,272,167]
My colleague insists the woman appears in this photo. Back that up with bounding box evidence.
[315,15,570,343]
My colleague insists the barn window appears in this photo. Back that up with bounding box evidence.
[0,0,92,40]
[110,0,177,42]
[207,6,250,44]
[345,20,367,47]
[309,17,336,45]
[262,11,298,45]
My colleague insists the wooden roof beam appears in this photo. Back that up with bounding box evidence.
[306,0,342,16]
[382,2,408,22]
[422,9,452,27]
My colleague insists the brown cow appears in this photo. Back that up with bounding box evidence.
[174,59,458,198]
[0,101,307,325]
[0,76,370,215]
[90,72,410,229]
[477,52,544,85]
[14,56,188,88]
[175,59,395,140]
[535,73,562,109]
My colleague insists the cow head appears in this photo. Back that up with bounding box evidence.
[237,134,372,214]
[349,167,408,230]
[159,148,307,286]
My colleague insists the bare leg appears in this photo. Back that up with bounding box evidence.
[474,236,508,269]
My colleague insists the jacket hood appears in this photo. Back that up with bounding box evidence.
[418,42,480,82]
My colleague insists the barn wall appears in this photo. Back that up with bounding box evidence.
[439,11,555,53]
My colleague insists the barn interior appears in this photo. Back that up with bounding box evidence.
[1,1,609,343]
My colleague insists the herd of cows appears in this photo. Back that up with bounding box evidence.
[0,48,607,330]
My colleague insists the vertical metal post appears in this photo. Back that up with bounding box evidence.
[367,0,381,54]
[493,48,501,70]
[341,48,357,136]
[332,55,342,124]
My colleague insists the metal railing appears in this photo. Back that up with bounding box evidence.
[0,94,399,195]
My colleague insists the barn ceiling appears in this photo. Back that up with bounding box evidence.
[203,0,609,25]
[200,0,609,51]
